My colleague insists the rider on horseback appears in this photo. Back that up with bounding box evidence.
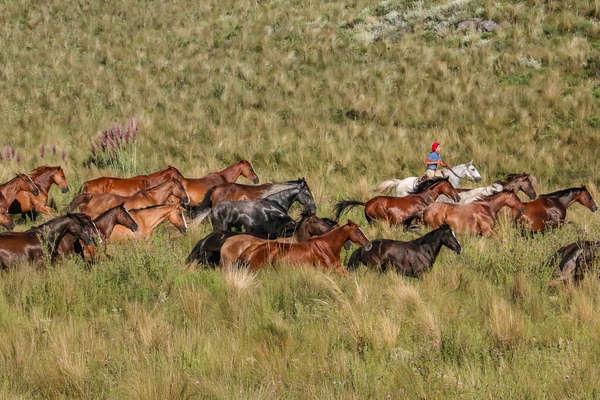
[424,142,447,179]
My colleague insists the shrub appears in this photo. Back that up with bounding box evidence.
[84,118,139,174]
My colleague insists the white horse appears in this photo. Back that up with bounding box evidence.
[436,183,503,204]
[375,161,482,196]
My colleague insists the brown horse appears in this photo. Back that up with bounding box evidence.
[68,179,189,219]
[57,204,139,260]
[181,160,259,206]
[110,203,187,240]
[491,173,537,200]
[0,214,95,268]
[9,166,69,216]
[0,174,40,210]
[238,220,370,274]
[335,178,461,225]
[219,215,339,266]
[417,191,526,237]
[516,186,598,232]
[80,165,184,196]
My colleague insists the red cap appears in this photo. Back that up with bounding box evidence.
[432,142,440,151]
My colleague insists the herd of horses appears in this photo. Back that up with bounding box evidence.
[0,160,597,283]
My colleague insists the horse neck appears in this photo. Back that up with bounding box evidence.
[32,218,70,248]
[315,225,351,255]
[94,210,120,239]
[134,207,171,232]
[421,185,446,203]
[444,165,465,188]
[219,163,243,183]
[269,187,299,211]
[559,190,580,209]
[33,170,55,193]
[146,181,174,202]
[413,231,445,264]
[487,194,516,215]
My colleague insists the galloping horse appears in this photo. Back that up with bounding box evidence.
[80,165,184,196]
[335,178,460,225]
[181,160,259,206]
[436,183,504,204]
[516,186,597,232]
[207,179,317,238]
[494,173,537,200]
[186,214,338,266]
[9,166,69,217]
[413,191,526,237]
[375,161,482,196]
[189,180,303,219]
[57,205,139,260]
[0,174,40,229]
[547,241,600,285]
[68,179,190,219]
[238,220,370,274]
[110,203,188,240]
[0,214,95,268]
[347,224,461,277]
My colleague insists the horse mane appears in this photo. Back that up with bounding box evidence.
[95,204,127,220]
[413,224,452,244]
[475,190,514,202]
[539,187,586,198]
[2,174,26,186]
[28,165,60,177]
[409,177,449,194]
[128,203,176,212]
[259,181,301,198]
[496,173,532,185]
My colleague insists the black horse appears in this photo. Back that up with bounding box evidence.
[0,213,96,268]
[347,224,461,277]
[547,240,600,285]
[209,179,317,237]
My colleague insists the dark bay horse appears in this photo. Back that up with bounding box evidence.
[9,166,69,217]
[207,179,317,238]
[516,186,597,232]
[80,165,184,196]
[335,178,460,225]
[110,203,187,240]
[69,179,190,219]
[347,224,461,277]
[0,214,95,268]
[186,214,338,266]
[58,205,138,261]
[238,220,370,274]
[181,160,259,206]
[416,191,526,237]
[547,241,600,285]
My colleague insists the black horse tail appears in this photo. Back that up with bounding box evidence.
[187,186,218,219]
[67,192,93,212]
[347,248,363,271]
[334,200,365,221]
[402,211,424,231]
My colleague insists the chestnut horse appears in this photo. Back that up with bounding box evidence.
[186,214,338,266]
[57,204,139,261]
[181,160,259,206]
[9,166,69,217]
[110,203,187,240]
[0,174,40,210]
[347,224,461,277]
[68,179,189,219]
[413,191,526,237]
[335,178,460,225]
[0,214,95,268]
[516,186,598,232]
[80,165,184,196]
[238,220,370,274]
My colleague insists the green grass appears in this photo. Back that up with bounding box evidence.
[1,0,600,398]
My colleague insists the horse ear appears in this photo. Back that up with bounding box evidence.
[469,160,473,164]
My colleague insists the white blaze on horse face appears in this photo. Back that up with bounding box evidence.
[183,187,190,203]
[125,208,137,226]
[91,221,103,244]
[182,212,188,229]
[451,229,456,239]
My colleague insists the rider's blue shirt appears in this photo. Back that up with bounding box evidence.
[426,151,441,170]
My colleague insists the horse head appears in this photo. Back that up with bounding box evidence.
[577,186,598,212]
[17,174,40,196]
[346,220,371,251]
[240,160,259,184]
[54,167,70,193]
[169,204,188,234]
[295,178,317,215]
[465,160,482,182]
[438,224,461,254]
[115,205,138,233]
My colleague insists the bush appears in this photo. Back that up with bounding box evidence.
[84,119,139,174]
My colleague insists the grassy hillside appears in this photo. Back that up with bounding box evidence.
[0,0,600,398]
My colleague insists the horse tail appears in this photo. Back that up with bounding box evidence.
[402,211,424,231]
[334,200,365,221]
[67,192,93,212]
[375,179,400,194]
[347,248,363,271]
[187,186,217,219]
